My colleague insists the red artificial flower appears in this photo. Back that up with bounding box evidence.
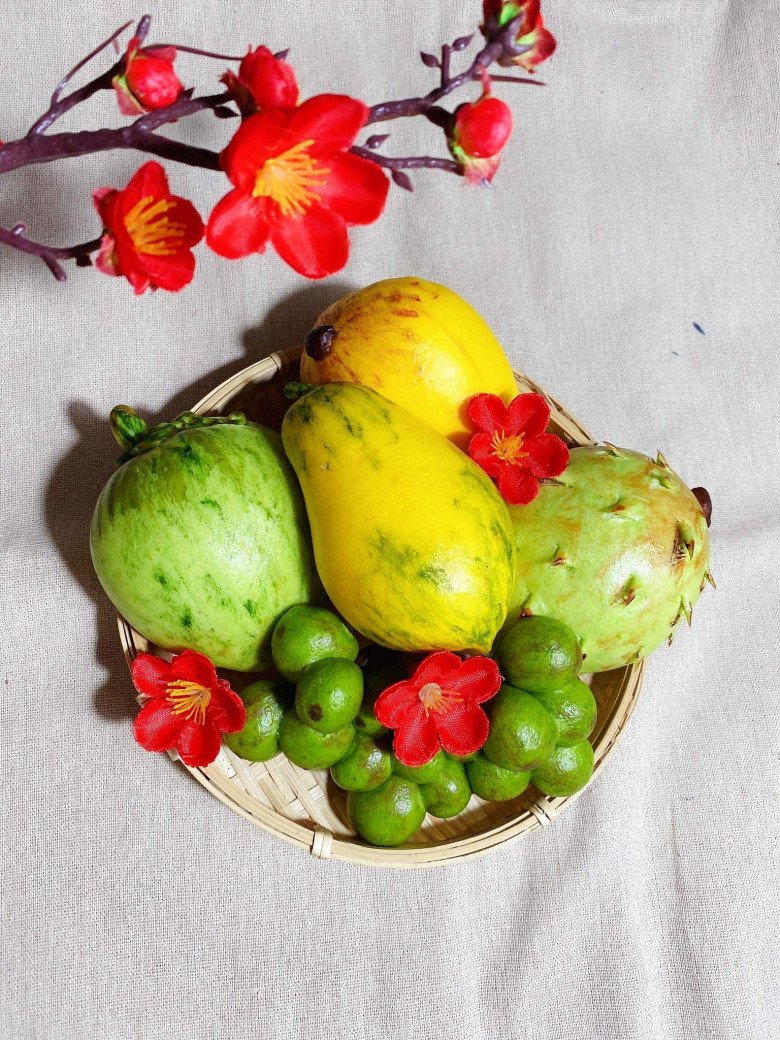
[468,393,569,505]
[375,652,501,768]
[222,46,299,115]
[450,72,513,185]
[131,649,245,768]
[482,0,557,73]
[93,162,204,295]
[206,94,389,278]
[113,36,183,115]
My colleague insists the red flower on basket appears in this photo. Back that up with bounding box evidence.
[113,35,183,115]
[482,0,557,74]
[131,649,245,768]
[467,392,569,505]
[375,651,501,767]
[206,94,389,278]
[222,46,299,115]
[93,161,204,295]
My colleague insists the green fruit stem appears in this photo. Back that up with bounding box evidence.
[108,405,247,464]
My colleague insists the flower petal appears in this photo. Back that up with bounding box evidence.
[209,683,246,733]
[468,393,510,434]
[131,653,173,699]
[375,681,421,728]
[170,649,219,690]
[468,431,503,478]
[447,657,502,704]
[411,651,462,688]
[524,432,570,478]
[131,248,196,293]
[288,94,368,151]
[317,152,389,226]
[221,110,295,190]
[119,161,171,207]
[176,720,223,768]
[270,202,349,279]
[436,703,490,758]
[514,17,557,74]
[507,393,550,437]
[133,698,182,752]
[498,466,540,505]
[206,189,271,260]
[393,703,441,768]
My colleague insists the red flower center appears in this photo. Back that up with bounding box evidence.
[419,681,460,715]
[124,195,188,256]
[492,430,527,464]
[252,138,327,217]
[166,679,212,725]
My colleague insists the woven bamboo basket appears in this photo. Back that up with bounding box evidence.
[117,347,644,868]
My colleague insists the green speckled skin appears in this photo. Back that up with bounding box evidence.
[505,446,712,673]
[90,422,321,671]
[282,383,515,653]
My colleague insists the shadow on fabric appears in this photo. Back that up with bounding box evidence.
[44,280,355,724]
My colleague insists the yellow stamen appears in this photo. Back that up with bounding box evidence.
[124,195,187,255]
[492,431,527,464]
[166,679,211,726]
[252,139,327,217]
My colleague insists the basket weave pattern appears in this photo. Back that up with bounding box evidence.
[118,348,644,868]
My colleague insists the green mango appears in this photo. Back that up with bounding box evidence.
[90,408,321,671]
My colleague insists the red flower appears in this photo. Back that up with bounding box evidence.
[131,650,245,768]
[450,72,513,185]
[482,0,556,74]
[93,162,204,295]
[222,46,299,114]
[375,652,501,768]
[468,393,569,505]
[206,94,389,278]
[113,36,183,115]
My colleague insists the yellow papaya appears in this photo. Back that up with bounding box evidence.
[300,277,518,449]
[281,383,515,653]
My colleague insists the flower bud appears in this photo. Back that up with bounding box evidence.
[454,95,513,159]
[224,46,299,113]
[113,37,182,115]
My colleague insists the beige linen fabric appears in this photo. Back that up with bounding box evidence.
[2,2,778,1038]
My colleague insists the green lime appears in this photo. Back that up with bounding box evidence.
[330,734,392,791]
[391,749,446,783]
[496,616,582,693]
[483,685,557,771]
[420,757,472,818]
[530,678,597,746]
[532,739,594,797]
[352,693,389,737]
[223,678,289,762]
[278,709,354,769]
[295,658,363,733]
[348,776,426,847]
[466,754,531,801]
[272,605,359,682]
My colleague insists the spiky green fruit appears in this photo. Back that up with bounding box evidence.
[504,446,712,673]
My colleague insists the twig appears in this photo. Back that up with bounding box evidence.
[0,226,102,281]
[351,147,461,176]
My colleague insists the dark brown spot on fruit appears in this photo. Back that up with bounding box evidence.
[692,487,712,527]
[304,325,337,360]
[308,704,323,722]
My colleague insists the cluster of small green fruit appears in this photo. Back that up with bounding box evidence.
[224,606,596,848]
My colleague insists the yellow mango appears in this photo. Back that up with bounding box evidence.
[281,383,515,654]
[300,277,517,449]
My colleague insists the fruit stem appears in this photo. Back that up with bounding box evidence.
[284,382,316,400]
[691,487,712,527]
[110,405,148,449]
[303,324,337,360]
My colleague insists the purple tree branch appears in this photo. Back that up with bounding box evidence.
[0,225,102,281]
[351,147,461,176]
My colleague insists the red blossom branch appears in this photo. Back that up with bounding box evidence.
[0,5,555,286]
